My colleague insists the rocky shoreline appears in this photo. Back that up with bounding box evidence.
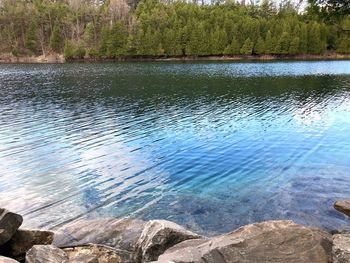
[2,53,350,64]
[0,200,350,263]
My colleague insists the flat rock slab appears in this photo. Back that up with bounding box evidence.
[333,233,350,263]
[0,209,23,246]
[0,256,19,263]
[53,218,145,253]
[25,244,125,263]
[26,245,69,263]
[156,220,332,263]
[334,200,350,217]
[63,244,124,263]
[133,219,202,263]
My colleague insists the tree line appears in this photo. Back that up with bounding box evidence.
[0,0,350,59]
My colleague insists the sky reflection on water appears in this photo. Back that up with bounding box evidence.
[0,61,350,235]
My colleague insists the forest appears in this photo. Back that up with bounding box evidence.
[0,0,349,59]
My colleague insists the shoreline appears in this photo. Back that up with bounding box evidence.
[1,200,350,262]
[2,53,350,64]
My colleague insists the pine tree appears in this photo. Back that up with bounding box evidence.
[254,37,265,55]
[308,22,322,54]
[186,22,202,56]
[50,20,62,52]
[299,24,308,54]
[63,40,75,59]
[25,19,37,54]
[84,22,95,47]
[223,38,241,55]
[289,36,300,55]
[99,26,110,57]
[240,38,253,55]
[337,37,350,53]
[210,28,228,55]
[275,32,290,54]
[107,21,128,57]
[265,30,274,54]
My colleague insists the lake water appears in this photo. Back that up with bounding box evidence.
[0,61,350,235]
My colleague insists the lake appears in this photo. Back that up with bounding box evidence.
[0,61,350,235]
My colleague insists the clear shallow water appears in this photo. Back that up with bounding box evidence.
[0,61,350,235]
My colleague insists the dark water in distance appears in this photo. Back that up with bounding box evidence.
[1,61,350,235]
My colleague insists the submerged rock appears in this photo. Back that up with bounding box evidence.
[333,233,350,263]
[335,200,350,217]
[63,244,124,263]
[26,245,68,263]
[133,219,202,263]
[6,229,54,257]
[0,209,23,246]
[53,218,145,253]
[156,220,332,263]
[0,256,19,263]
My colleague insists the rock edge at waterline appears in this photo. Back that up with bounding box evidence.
[0,201,349,263]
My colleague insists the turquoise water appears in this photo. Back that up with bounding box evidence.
[0,61,350,234]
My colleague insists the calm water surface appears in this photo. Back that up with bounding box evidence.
[1,61,350,235]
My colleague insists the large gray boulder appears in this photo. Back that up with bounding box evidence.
[6,229,54,258]
[0,209,23,246]
[26,245,68,263]
[53,218,144,253]
[333,233,350,263]
[133,220,202,263]
[156,220,332,263]
[0,256,19,263]
[335,200,350,217]
[63,244,124,263]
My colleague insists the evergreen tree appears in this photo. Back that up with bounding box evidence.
[275,32,290,54]
[223,37,241,55]
[210,29,228,55]
[50,20,62,52]
[186,22,203,56]
[99,26,110,57]
[240,38,253,55]
[254,37,265,55]
[299,24,308,54]
[84,22,95,47]
[25,19,37,54]
[289,37,300,55]
[265,30,274,54]
[63,40,74,59]
[337,37,350,53]
[308,22,322,54]
[0,0,339,59]
[107,21,128,57]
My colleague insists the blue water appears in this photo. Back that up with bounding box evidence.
[0,61,350,235]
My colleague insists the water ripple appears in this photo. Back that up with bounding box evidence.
[0,61,350,234]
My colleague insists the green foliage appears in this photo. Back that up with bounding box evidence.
[84,22,95,47]
[0,0,345,59]
[223,38,241,55]
[25,19,37,54]
[74,46,86,59]
[308,22,323,54]
[87,48,99,58]
[254,37,265,55]
[289,37,300,55]
[64,41,85,59]
[265,30,274,54]
[50,20,62,52]
[275,32,290,55]
[63,41,75,60]
[337,37,350,53]
[11,47,19,57]
[107,21,128,57]
[240,38,253,55]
